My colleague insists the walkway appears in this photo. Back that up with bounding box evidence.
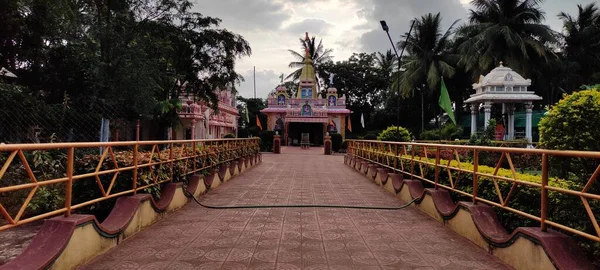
[82,147,510,269]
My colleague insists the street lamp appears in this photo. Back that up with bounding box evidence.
[380,20,422,133]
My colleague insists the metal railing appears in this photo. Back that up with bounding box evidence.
[347,140,600,242]
[0,138,260,231]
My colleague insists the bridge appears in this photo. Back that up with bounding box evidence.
[0,139,598,269]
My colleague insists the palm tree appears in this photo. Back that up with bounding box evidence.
[558,3,600,84]
[286,34,333,81]
[393,13,459,98]
[457,0,557,77]
[375,49,397,75]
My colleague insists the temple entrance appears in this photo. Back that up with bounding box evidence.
[287,122,324,146]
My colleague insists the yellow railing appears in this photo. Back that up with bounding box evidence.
[0,138,260,231]
[347,140,600,242]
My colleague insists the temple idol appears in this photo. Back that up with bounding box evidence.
[260,32,351,146]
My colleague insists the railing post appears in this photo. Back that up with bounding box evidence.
[192,140,197,173]
[473,149,479,204]
[169,142,174,182]
[410,143,415,180]
[394,144,398,169]
[135,119,140,141]
[133,143,138,195]
[541,153,548,232]
[435,147,440,190]
[65,147,74,217]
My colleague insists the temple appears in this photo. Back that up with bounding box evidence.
[260,32,351,146]
[174,87,239,140]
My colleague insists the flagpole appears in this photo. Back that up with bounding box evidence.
[253,66,256,99]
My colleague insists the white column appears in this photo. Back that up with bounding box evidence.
[525,102,533,144]
[508,104,515,140]
[470,104,478,136]
[483,102,493,129]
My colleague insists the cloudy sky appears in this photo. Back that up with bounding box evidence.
[192,0,596,99]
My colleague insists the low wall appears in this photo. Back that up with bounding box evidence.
[0,155,262,270]
[344,155,594,270]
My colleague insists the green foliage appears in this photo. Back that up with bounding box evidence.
[286,34,333,82]
[539,89,600,151]
[457,0,556,77]
[378,126,411,142]
[259,130,275,152]
[340,140,348,150]
[363,134,378,140]
[418,124,464,141]
[331,133,343,152]
[468,119,496,146]
[394,13,458,97]
[420,130,441,140]
[440,124,463,140]
[223,133,236,138]
[1,143,260,222]
[0,0,251,130]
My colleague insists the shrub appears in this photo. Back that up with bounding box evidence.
[539,89,600,152]
[340,140,348,150]
[259,130,274,151]
[223,133,235,138]
[363,134,378,140]
[420,130,440,140]
[378,126,411,142]
[331,133,343,152]
[440,124,463,140]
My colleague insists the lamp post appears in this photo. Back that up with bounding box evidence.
[380,20,420,133]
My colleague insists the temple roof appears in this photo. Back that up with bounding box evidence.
[472,62,531,89]
[466,62,541,104]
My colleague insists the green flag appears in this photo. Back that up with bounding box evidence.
[439,77,456,125]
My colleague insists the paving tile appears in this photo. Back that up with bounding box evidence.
[81,148,510,269]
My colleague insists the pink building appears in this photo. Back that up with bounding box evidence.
[175,88,239,139]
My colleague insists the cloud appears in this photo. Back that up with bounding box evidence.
[284,18,334,36]
[355,0,467,53]
[192,0,292,31]
[237,68,282,99]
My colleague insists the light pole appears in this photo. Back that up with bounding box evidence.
[380,20,419,133]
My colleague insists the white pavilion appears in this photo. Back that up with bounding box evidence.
[465,62,542,144]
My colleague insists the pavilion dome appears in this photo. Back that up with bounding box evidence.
[472,62,531,89]
[465,62,541,104]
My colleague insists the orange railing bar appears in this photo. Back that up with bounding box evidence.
[347,140,600,242]
[0,138,260,232]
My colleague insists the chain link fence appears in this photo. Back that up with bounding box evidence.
[0,105,137,144]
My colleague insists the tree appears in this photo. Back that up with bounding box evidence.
[393,13,459,98]
[558,3,600,85]
[237,96,266,133]
[375,49,397,75]
[457,0,557,77]
[286,34,333,81]
[0,0,251,140]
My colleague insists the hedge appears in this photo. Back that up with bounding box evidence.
[355,147,598,265]
[0,143,259,223]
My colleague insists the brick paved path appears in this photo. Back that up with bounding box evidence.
[82,147,510,269]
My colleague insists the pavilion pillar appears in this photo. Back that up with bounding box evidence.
[508,104,515,140]
[470,104,478,136]
[525,102,533,145]
[483,102,493,129]
[191,119,196,140]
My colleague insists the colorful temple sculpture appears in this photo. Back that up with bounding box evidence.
[175,87,239,139]
[260,32,351,146]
